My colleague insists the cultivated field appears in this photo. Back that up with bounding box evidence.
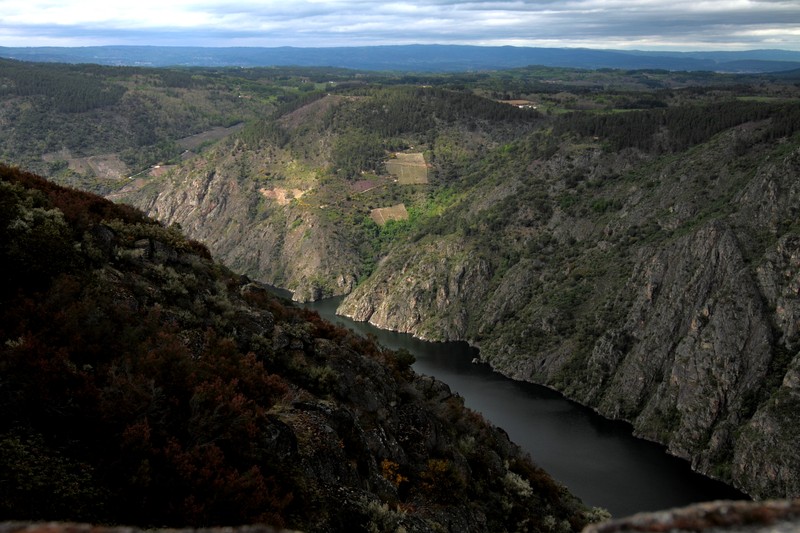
[385,152,429,185]
[351,179,380,194]
[370,203,409,225]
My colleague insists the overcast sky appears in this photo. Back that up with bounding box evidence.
[1,0,799,51]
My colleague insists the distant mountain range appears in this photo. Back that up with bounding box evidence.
[2,44,800,73]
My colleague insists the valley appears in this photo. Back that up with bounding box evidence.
[306,295,747,517]
[114,71,800,501]
[0,164,592,531]
[2,56,800,511]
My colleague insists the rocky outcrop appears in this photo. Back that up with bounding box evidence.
[339,138,800,499]
[116,142,360,302]
[583,499,800,533]
[340,239,492,341]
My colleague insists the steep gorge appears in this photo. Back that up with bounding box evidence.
[115,84,800,501]
[340,123,800,499]
[1,165,593,531]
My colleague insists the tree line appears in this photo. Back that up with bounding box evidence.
[553,99,800,153]
[0,58,127,113]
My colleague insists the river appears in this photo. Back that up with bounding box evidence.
[303,296,746,518]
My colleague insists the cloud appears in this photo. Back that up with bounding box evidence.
[0,0,798,50]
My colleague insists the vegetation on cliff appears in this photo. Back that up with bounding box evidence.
[5,58,800,507]
[0,165,593,532]
[336,84,800,499]
[110,67,800,500]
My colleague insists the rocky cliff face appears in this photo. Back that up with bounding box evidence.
[341,238,493,341]
[340,131,800,499]
[583,498,800,533]
[115,140,360,302]
[113,86,800,501]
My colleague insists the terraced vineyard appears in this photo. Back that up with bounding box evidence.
[370,203,409,225]
[385,152,429,184]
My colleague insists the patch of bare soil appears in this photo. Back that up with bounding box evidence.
[43,149,129,180]
[259,187,309,206]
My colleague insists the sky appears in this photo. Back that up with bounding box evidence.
[1,0,799,51]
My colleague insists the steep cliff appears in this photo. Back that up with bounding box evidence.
[339,118,800,499]
[115,136,362,302]
[111,80,800,500]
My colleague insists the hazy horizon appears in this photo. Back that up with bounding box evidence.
[2,0,799,52]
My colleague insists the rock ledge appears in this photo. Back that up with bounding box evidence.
[583,499,800,533]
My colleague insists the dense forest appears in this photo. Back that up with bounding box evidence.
[552,99,800,153]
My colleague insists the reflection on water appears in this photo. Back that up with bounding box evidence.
[301,295,746,517]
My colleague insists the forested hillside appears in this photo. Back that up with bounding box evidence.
[112,67,800,501]
[5,59,800,506]
[0,59,365,193]
[0,164,595,532]
[116,82,547,300]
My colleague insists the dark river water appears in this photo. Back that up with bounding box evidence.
[303,296,747,518]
